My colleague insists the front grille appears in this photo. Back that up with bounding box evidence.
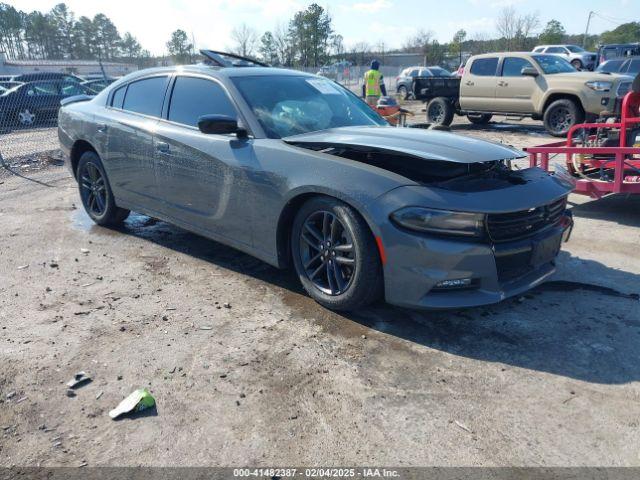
[487,197,566,243]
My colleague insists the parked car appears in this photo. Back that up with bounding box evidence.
[81,78,116,94]
[0,80,93,126]
[9,72,84,83]
[597,43,640,67]
[414,52,633,136]
[596,57,640,76]
[533,45,597,70]
[395,66,451,98]
[58,51,573,311]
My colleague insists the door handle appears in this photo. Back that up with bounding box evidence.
[156,141,171,154]
[465,81,474,86]
[498,81,509,87]
[97,124,108,133]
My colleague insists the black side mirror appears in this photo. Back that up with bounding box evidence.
[197,114,248,138]
[521,67,539,77]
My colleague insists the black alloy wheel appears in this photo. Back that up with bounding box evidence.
[299,210,355,296]
[80,161,107,217]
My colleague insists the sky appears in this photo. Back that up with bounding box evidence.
[6,0,640,55]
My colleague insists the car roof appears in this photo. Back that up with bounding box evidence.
[470,52,539,59]
[119,64,318,82]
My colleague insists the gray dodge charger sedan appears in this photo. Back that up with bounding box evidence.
[58,51,573,311]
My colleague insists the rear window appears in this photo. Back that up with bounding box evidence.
[533,47,545,53]
[168,76,237,127]
[470,58,498,76]
[122,76,168,117]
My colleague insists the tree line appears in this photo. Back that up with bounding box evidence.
[0,2,149,65]
[2,2,640,69]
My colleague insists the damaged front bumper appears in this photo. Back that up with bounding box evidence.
[380,217,572,310]
[373,177,574,310]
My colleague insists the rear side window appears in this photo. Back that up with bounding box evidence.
[470,58,498,76]
[111,86,126,108]
[533,47,545,53]
[168,76,237,127]
[546,47,566,54]
[502,57,534,76]
[122,76,168,117]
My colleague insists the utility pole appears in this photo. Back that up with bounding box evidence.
[583,11,594,48]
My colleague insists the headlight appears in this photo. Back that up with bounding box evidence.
[585,81,612,92]
[390,207,486,237]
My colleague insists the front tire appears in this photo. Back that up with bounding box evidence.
[426,97,454,126]
[77,151,130,226]
[543,99,584,137]
[291,196,382,311]
[571,59,582,70]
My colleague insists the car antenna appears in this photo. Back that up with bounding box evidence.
[199,49,270,68]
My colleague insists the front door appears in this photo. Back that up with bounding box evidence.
[460,56,499,111]
[153,75,255,247]
[494,57,539,113]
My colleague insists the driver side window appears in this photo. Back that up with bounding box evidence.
[168,76,237,128]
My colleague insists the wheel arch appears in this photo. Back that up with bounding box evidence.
[70,139,97,179]
[275,188,382,269]
[542,92,585,116]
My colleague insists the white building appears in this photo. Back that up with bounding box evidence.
[0,52,136,77]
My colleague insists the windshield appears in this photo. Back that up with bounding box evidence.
[566,45,585,53]
[232,75,387,138]
[532,55,577,74]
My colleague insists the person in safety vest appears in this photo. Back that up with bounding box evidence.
[362,59,387,107]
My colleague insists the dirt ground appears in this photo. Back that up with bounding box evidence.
[1,111,640,467]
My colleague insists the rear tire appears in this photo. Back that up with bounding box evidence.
[77,151,130,226]
[543,99,584,137]
[426,97,454,126]
[291,196,383,311]
[467,113,492,125]
[398,85,409,100]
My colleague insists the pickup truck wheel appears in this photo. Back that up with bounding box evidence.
[543,99,584,137]
[426,97,454,126]
[467,113,492,125]
[398,85,409,100]
[571,59,582,70]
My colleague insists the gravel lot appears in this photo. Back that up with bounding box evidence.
[1,110,640,467]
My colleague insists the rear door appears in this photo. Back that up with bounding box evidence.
[460,56,499,111]
[494,56,539,113]
[102,75,170,208]
[153,74,255,246]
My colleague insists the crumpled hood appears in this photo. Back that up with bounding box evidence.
[283,126,525,163]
